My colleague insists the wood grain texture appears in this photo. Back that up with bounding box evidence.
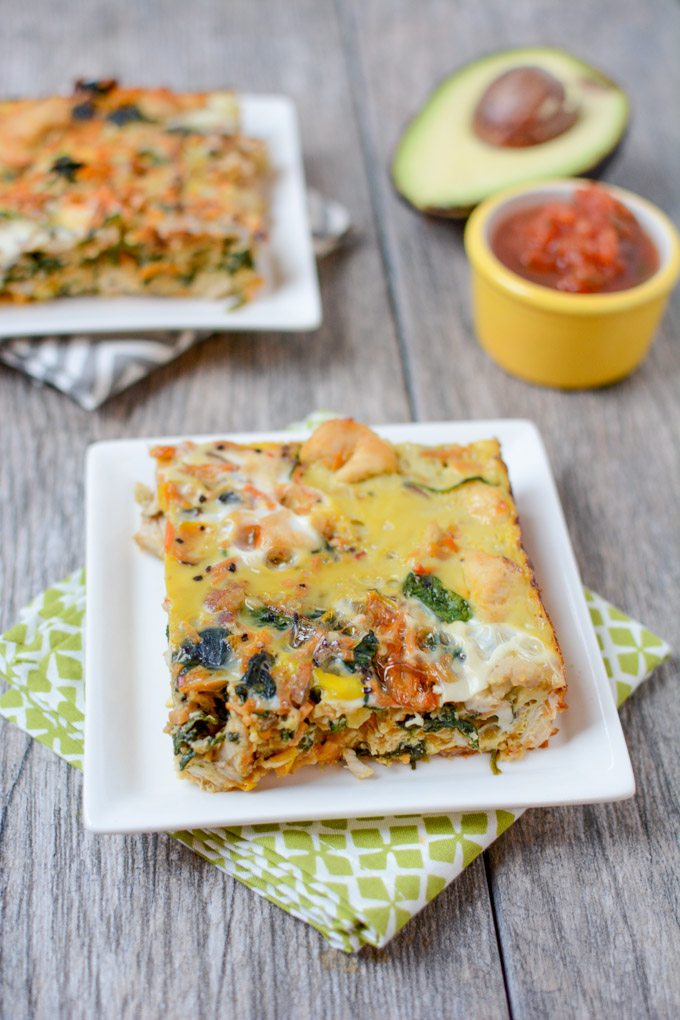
[345,0,680,1016]
[0,2,509,1018]
[1,0,678,1016]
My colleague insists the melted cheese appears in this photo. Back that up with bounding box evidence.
[434,620,561,702]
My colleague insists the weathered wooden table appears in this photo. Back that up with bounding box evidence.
[1,2,678,1016]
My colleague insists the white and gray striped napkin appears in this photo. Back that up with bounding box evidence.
[0,190,350,410]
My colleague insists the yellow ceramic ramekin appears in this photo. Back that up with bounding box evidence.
[464,179,680,388]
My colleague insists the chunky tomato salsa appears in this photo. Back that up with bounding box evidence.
[491,185,659,294]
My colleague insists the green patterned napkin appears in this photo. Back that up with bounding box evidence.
[0,570,669,952]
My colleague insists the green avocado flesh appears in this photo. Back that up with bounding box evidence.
[392,47,629,217]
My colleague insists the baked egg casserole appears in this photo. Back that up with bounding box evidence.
[136,419,566,791]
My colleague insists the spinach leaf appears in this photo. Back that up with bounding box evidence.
[249,606,291,631]
[51,156,84,182]
[178,750,196,771]
[406,475,492,494]
[402,739,428,769]
[218,489,240,504]
[172,710,219,758]
[403,571,472,623]
[174,627,231,670]
[356,739,428,769]
[422,705,479,748]
[298,727,315,751]
[72,101,95,121]
[137,148,168,166]
[75,78,115,95]
[197,628,230,670]
[106,103,149,125]
[236,651,276,701]
[223,249,254,274]
[346,630,379,672]
[29,253,63,274]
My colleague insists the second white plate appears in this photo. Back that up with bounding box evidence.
[84,420,634,833]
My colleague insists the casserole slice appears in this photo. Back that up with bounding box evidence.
[136,419,566,791]
[0,81,267,303]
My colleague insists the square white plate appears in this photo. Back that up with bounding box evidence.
[0,95,321,336]
[84,420,634,833]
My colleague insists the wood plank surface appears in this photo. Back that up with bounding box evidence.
[345,1,680,1016]
[1,0,678,1017]
[0,2,509,1018]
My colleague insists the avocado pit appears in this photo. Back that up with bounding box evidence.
[391,48,629,216]
[473,66,579,148]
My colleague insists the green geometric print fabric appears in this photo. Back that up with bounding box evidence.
[0,570,670,952]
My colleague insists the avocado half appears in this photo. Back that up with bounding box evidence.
[392,47,630,217]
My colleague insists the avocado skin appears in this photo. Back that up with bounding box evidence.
[392,48,630,219]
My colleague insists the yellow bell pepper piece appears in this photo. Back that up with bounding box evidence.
[312,668,364,702]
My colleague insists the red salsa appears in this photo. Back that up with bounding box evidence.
[491,185,659,294]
